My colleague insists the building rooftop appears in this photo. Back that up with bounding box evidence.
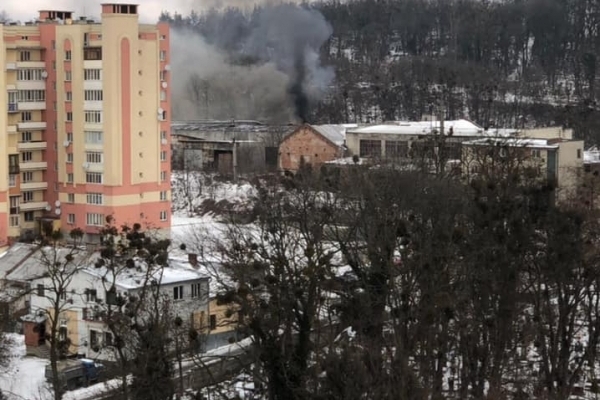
[462,137,561,149]
[348,119,489,136]
[311,124,358,147]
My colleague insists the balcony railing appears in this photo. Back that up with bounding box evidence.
[18,102,46,111]
[17,121,46,131]
[20,201,48,211]
[18,141,47,151]
[21,181,48,191]
[19,161,47,171]
[8,165,19,174]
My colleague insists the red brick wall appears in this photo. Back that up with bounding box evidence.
[279,126,342,172]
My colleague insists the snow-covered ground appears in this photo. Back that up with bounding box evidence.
[0,334,51,400]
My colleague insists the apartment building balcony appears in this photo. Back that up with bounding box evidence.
[18,121,46,131]
[84,163,104,173]
[16,61,45,69]
[18,102,46,111]
[83,81,103,91]
[21,181,48,191]
[20,201,48,211]
[8,103,18,113]
[18,141,47,151]
[16,81,46,91]
[83,101,103,111]
[20,161,47,171]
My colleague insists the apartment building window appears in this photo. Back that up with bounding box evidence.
[160,90,167,101]
[160,191,167,201]
[160,210,168,221]
[160,34,166,40]
[37,284,44,297]
[161,131,167,141]
[90,330,98,347]
[21,112,32,121]
[85,289,97,302]
[86,172,103,184]
[9,215,19,227]
[24,211,34,222]
[22,152,33,162]
[17,69,44,81]
[67,153,73,163]
[18,90,45,102]
[160,110,167,121]
[160,171,167,181]
[160,151,167,162]
[66,112,73,121]
[86,152,103,164]
[86,193,103,205]
[67,173,74,183]
[160,70,166,81]
[22,171,33,183]
[19,51,31,61]
[104,332,113,347]
[22,191,33,203]
[84,69,101,80]
[86,213,105,226]
[160,50,166,61]
[66,132,73,142]
[9,175,16,188]
[67,214,75,224]
[65,50,71,60]
[84,47,102,61]
[85,131,103,144]
[67,193,75,203]
[21,131,32,142]
[9,155,19,174]
[66,91,72,101]
[173,286,183,300]
[191,283,202,299]
[84,90,103,101]
[9,196,19,215]
[531,149,541,158]
[65,70,72,81]
[85,111,102,124]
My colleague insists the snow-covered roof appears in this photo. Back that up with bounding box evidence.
[0,242,38,278]
[311,124,357,146]
[84,257,209,291]
[463,137,560,149]
[348,119,499,137]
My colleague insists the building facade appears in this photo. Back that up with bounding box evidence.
[0,4,171,244]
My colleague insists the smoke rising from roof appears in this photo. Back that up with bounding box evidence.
[171,3,334,123]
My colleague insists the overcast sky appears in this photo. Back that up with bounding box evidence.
[4,0,303,24]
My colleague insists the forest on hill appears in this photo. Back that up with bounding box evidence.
[161,0,600,144]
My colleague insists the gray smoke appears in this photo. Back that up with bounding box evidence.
[171,3,334,123]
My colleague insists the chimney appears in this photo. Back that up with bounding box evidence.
[188,253,198,267]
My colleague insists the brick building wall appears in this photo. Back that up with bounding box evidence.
[278,126,343,172]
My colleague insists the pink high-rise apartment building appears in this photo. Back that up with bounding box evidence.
[0,4,171,244]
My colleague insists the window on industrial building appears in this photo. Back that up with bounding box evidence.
[19,51,31,61]
[160,211,168,221]
[385,141,409,159]
[21,112,32,121]
[22,152,32,162]
[84,90,103,101]
[160,191,167,201]
[67,173,74,183]
[86,172,103,184]
[21,131,32,142]
[9,175,16,188]
[86,152,103,164]
[66,91,72,101]
[65,70,71,81]
[67,153,73,163]
[66,112,73,121]
[67,193,75,203]
[65,50,71,60]
[173,286,183,300]
[22,191,33,203]
[359,140,382,158]
[160,50,166,61]
[191,283,202,299]
[17,69,44,81]
[86,193,103,205]
[84,111,102,124]
[160,151,167,162]
[85,131,103,144]
[22,172,33,182]
[67,214,75,224]
[18,90,45,102]
[84,69,101,80]
[24,211,34,222]
[86,213,105,226]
